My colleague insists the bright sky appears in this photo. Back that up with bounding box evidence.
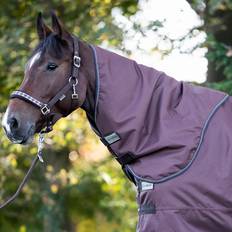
[111,0,207,83]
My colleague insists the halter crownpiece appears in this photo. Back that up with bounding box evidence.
[10,36,81,131]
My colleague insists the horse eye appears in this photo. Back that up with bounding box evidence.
[47,63,58,71]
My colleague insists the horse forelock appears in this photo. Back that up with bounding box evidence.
[24,34,71,80]
[35,34,69,60]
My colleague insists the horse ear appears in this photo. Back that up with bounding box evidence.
[37,12,52,41]
[51,11,71,41]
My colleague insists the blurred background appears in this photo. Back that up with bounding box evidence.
[0,0,231,231]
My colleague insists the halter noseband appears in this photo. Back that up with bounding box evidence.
[10,36,80,132]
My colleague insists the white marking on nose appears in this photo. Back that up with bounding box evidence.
[2,108,10,133]
[28,51,41,70]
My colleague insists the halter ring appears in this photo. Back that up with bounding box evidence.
[69,76,78,86]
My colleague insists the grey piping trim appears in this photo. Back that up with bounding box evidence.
[125,94,230,184]
[11,91,44,108]
[90,45,100,124]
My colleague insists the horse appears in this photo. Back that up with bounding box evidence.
[2,12,232,232]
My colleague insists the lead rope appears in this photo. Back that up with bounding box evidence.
[0,132,46,209]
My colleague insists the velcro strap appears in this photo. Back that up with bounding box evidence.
[116,153,136,165]
[139,205,156,215]
[100,134,136,165]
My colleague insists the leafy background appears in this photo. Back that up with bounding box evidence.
[0,0,231,231]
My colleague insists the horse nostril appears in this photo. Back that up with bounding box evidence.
[8,117,19,131]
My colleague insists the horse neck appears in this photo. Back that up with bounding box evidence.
[79,40,96,118]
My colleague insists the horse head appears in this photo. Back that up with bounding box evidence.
[2,12,92,144]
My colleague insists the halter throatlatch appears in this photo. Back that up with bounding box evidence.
[0,36,81,209]
[10,36,81,132]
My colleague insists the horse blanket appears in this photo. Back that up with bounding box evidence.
[84,45,232,231]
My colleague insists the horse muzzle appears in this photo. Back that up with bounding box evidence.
[2,109,35,145]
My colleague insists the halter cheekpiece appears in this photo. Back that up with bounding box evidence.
[10,36,81,132]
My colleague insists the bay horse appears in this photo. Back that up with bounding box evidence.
[2,12,232,232]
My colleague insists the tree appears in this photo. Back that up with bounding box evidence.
[0,0,139,108]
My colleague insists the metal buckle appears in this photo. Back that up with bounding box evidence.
[73,55,81,68]
[72,93,79,99]
[41,105,50,115]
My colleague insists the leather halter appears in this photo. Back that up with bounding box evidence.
[10,36,81,132]
[0,36,81,209]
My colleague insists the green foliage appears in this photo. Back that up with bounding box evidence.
[206,35,232,80]
[0,1,139,231]
[188,0,232,15]
[187,0,232,88]
[0,0,139,109]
